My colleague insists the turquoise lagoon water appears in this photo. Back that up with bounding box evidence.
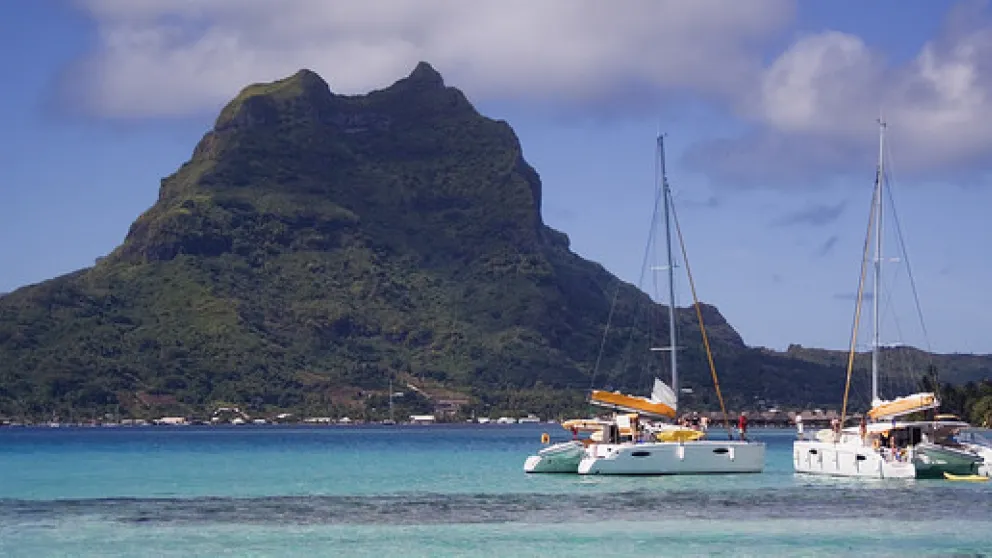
[1,425,989,557]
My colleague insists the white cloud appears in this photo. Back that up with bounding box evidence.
[759,24,992,168]
[69,0,992,182]
[691,1,992,183]
[71,0,793,118]
[758,31,882,138]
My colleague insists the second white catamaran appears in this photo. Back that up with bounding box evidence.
[793,121,984,479]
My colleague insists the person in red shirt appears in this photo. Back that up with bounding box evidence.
[737,412,748,441]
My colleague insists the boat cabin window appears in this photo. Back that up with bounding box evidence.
[887,428,922,448]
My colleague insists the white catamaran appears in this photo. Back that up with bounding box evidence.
[793,121,984,479]
[524,135,766,475]
[576,135,764,475]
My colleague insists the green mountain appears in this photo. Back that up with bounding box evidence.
[0,63,988,422]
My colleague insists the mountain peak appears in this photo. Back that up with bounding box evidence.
[286,68,331,94]
[213,68,332,131]
[406,61,445,88]
[123,62,548,264]
[239,68,329,100]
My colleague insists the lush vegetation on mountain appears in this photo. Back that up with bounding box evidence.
[782,344,992,389]
[0,64,989,423]
[935,380,992,427]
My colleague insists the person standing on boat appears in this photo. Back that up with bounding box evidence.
[859,415,868,443]
[737,412,748,441]
[795,414,804,440]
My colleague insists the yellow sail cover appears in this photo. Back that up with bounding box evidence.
[589,389,676,419]
[868,392,939,420]
[654,427,705,442]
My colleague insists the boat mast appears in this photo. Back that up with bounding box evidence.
[659,134,679,403]
[388,377,394,423]
[871,119,886,405]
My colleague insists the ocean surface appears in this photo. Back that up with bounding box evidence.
[1,424,989,557]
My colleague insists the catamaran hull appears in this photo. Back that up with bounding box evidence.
[794,440,915,479]
[524,441,585,473]
[961,445,992,477]
[955,432,992,477]
[576,441,765,475]
[793,440,981,479]
[914,443,983,478]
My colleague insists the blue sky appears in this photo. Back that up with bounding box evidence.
[2,0,991,355]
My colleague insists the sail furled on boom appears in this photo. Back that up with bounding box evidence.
[868,392,940,420]
[589,377,677,419]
